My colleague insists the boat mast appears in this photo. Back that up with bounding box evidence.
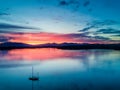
[32,66,33,78]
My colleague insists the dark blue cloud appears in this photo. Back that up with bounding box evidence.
[112,34,120,37]
[64,33,88,38]
[58,0,91,12]
[0,12,10,16]
[0,8,10,16]
[0,32,29,42]
[79,26,94,32]
[97,28,120,34]
[92,20,118,26]
[0,35,13,42]
[0,23,40,33]
[83,0,90,7]
[90,36,110,40]
[59,0,69,6]
[59,0,80,6]
[79,20,119,32]
[64,32,110,40]
[0,23,35,29]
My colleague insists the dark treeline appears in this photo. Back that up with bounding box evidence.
[56,44,120,50]
[0,42,120,50]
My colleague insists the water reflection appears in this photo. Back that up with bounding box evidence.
[0,49,120,90]
[0,48,94,60]
[0,48,116,61]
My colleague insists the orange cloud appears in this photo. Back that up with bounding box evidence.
[1,32,119,45]
[5,33,82,45]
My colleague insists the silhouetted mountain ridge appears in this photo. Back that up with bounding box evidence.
[0,42,31,49]
[0,42,120,50]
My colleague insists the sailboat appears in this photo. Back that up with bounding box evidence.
[29,67,39,81]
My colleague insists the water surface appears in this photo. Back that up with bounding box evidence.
[0,48,120,90]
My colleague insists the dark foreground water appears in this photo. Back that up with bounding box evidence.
[0,48,120,90]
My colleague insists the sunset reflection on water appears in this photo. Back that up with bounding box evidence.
[0,48,91,61]
[0,49,120,90]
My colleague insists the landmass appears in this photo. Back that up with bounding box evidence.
[0,42,120,50]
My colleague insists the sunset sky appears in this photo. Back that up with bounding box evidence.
[0,0,120,44]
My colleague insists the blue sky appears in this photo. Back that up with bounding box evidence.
[0,0,120,44]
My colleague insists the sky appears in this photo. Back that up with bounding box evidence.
[0,0,120,44]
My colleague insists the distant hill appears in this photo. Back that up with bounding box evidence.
[0,42,31,50]
[0,42,120,50]
[56,43,120,50]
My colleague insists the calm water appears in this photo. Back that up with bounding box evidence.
[0,48,120,90]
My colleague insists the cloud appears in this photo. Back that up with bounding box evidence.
[92,20,118,26]
[112,34,120,37]
[52,32,111,41]
[58,0,81,11]
[78,20,120,42]
[59,0,80,6]
[79,20,119,32]
[0,23,35,29]
[97,28,120,34]
[59,0,69,6]
[83,0,90,7]
[0,32,118,44]
[62,33,88,38]
[0,35,13,42]
[89,36,110,40]
[60,31,113,43]
[0,8,10,16]
[58,0,92,12]
[0,23,40,33]
[0,12,10,16]
[79,26,94,32]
